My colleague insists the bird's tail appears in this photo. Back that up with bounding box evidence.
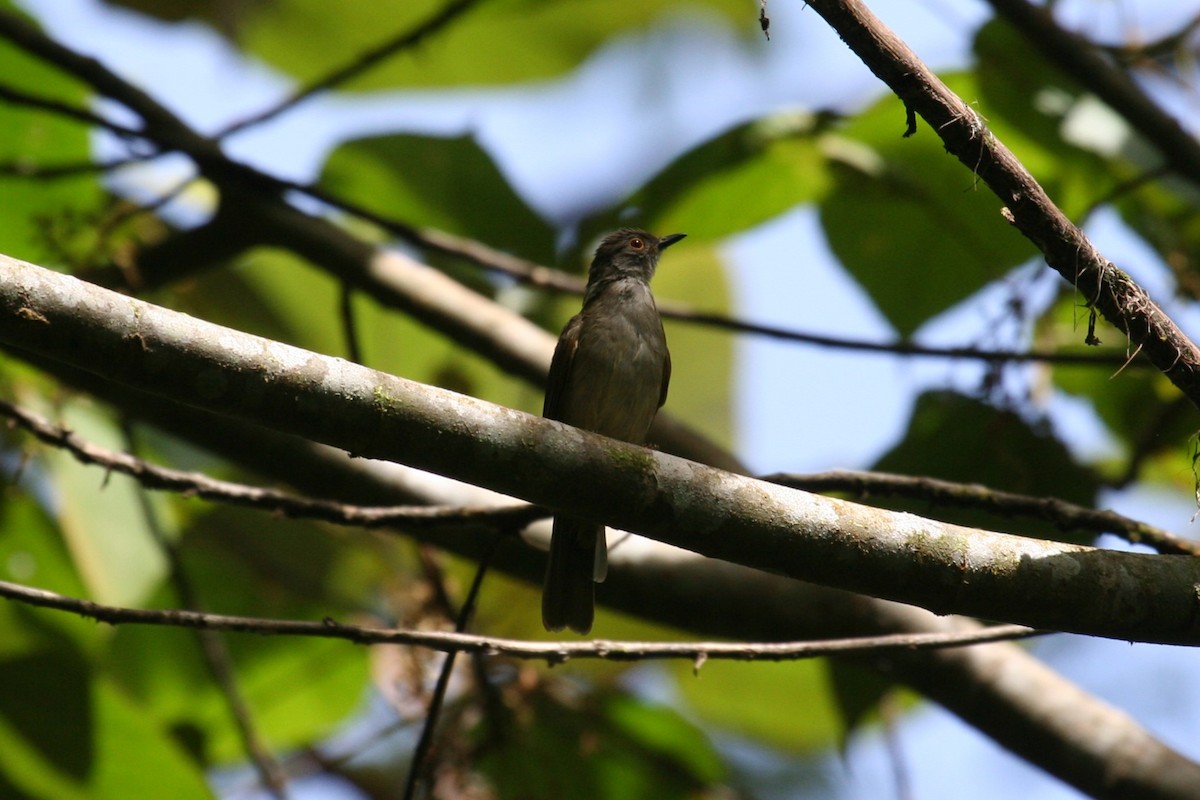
[542,516,606,634]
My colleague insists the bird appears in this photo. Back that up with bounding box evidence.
[541,227,685,634]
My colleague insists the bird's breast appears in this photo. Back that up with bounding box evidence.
[557,285,668,444]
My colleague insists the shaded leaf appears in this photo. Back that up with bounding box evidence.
[872,391,1101,541]
[0,650,92,781]
[479,686,726,799]
[824,660,892,751]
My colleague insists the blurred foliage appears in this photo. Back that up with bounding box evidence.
[1,1,1199,798]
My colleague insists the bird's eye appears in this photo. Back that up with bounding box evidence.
[628,237,645,250]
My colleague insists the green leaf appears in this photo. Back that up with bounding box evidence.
[0,650,92,783]
[604,693,725,784]
[872,391,1101,542]
[139,0,751,90]
[44,402,169,607]
[88,678,214,799]
[0,648,211,799]
[818,77,1036,336]
[585,113,833,245]
[479,687,726,799]
[321,132,556,264]
[0,10,104,262]
[656,242,735,450]
[675,659,840,751]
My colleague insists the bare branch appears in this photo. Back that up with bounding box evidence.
[0,577,1041,662]
[0,397,542,531]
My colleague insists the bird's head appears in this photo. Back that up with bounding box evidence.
[585,228,686,295]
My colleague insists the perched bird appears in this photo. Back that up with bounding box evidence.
[541,228,685,633]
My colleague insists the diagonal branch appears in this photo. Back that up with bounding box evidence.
[2,251,1200,645]
[803,0,1200,408]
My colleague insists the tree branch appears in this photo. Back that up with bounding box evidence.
[803,0,1200,409]
[2,252,1200,645]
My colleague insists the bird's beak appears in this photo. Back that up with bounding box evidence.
[659,233,687,249]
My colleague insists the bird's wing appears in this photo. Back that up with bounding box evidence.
[658,346,671,409]
[543,314,583,421]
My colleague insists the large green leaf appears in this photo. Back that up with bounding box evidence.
[321,132,556,264]
[107,0,750,90]
[0,9,104,262]
[44,401,169,607]
[818,75,1036,336]
[0,649,211,799]
[583,113,833,246]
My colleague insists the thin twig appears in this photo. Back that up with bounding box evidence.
[0,397,542,531]
[0,155,144,179]
[0,81,145,140]
[402,536,501,800]
[766,468,1200,556]
[0,577,1044,662]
